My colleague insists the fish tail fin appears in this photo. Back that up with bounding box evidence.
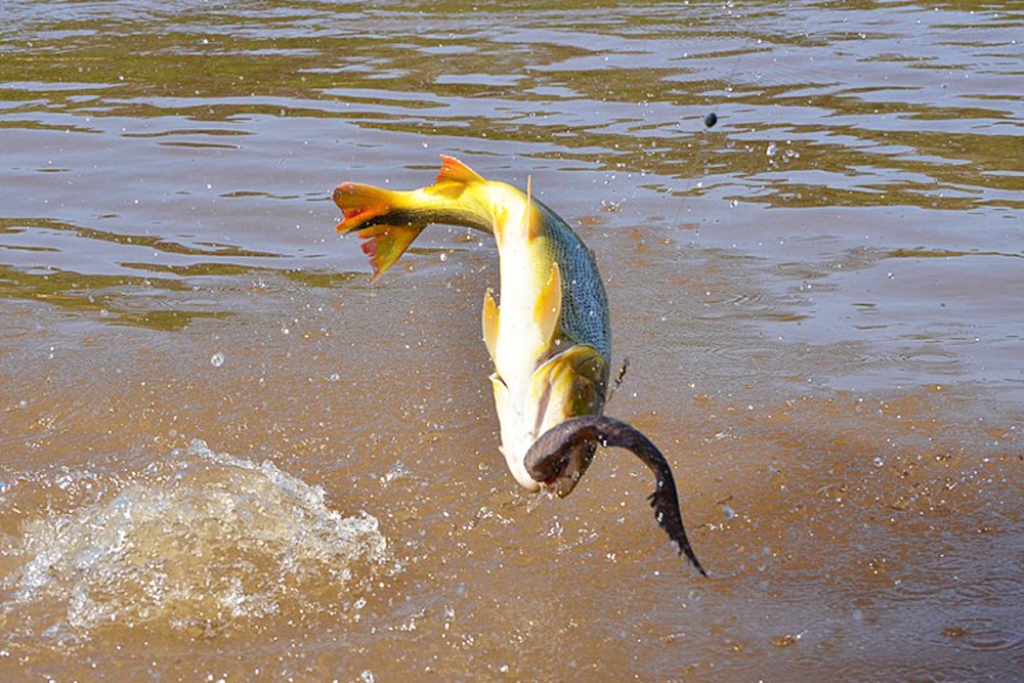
[332,182,426,282]
[356,224,426,283]
[333,182,401,234]
[331,157,495,281]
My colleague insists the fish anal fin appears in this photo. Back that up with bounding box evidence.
[357,224,425,282]
[482,288,500,363]
[533,261,562,345]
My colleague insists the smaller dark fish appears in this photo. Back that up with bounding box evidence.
[704,112,718,128]
[525,415,707,577]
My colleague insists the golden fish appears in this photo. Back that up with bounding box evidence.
[333,157,704,573]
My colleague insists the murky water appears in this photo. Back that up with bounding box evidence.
[2,1,1023,680]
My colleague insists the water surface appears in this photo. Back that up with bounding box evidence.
[2,1,1023,681]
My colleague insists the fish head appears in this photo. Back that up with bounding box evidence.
[491,344,608,496]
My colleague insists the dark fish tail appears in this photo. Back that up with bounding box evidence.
[525,415,707,577]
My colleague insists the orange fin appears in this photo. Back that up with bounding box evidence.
[333,182,394,234]
[482,288,500,363]
[436,156,485,185]
[533,261,562,344]
[357,224,425,282]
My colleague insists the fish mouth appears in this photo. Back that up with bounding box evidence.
[532,437,597,498]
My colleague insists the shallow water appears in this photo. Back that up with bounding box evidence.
[2,1,1023,681]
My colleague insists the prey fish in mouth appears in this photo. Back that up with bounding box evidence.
[526,415,706,576]
[332,156,705,573]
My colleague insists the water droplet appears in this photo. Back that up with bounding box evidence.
[382,463,411,485]
[210,352,225,367]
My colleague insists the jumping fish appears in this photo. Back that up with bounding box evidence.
[332,157,705,573]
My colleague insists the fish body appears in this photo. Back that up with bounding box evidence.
[333,156,706,573]
[334,157,610,494]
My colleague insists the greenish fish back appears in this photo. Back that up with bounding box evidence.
[533,199,612,366]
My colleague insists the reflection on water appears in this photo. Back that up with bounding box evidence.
[1,0,1023,680]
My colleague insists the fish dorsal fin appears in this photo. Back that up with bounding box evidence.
[482,288,500,364]
[534,261,562,345]
[526,174,532,220]
[436,155,485,185]
[525,174,542,239]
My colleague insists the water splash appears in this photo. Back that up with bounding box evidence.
[1,440,388,644]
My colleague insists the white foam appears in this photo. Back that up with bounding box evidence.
[3,439,389,642]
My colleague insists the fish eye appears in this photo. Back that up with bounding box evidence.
[704,112,718,128]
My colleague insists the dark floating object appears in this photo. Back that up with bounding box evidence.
[704,112,718,128]
[525,415,707,577]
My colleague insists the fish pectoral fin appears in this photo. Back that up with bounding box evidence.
[533,262,562,346]
[356,224,426,282]
[482,288,500,364]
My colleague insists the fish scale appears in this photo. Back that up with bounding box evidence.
[532,199,611,366]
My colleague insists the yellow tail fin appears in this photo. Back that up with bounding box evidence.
[332,156,493,281]
[333,182,394,234]
[356,224,426,283]
[333,181,424,281]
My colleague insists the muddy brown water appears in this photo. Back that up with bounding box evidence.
[2,1,1023,681]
